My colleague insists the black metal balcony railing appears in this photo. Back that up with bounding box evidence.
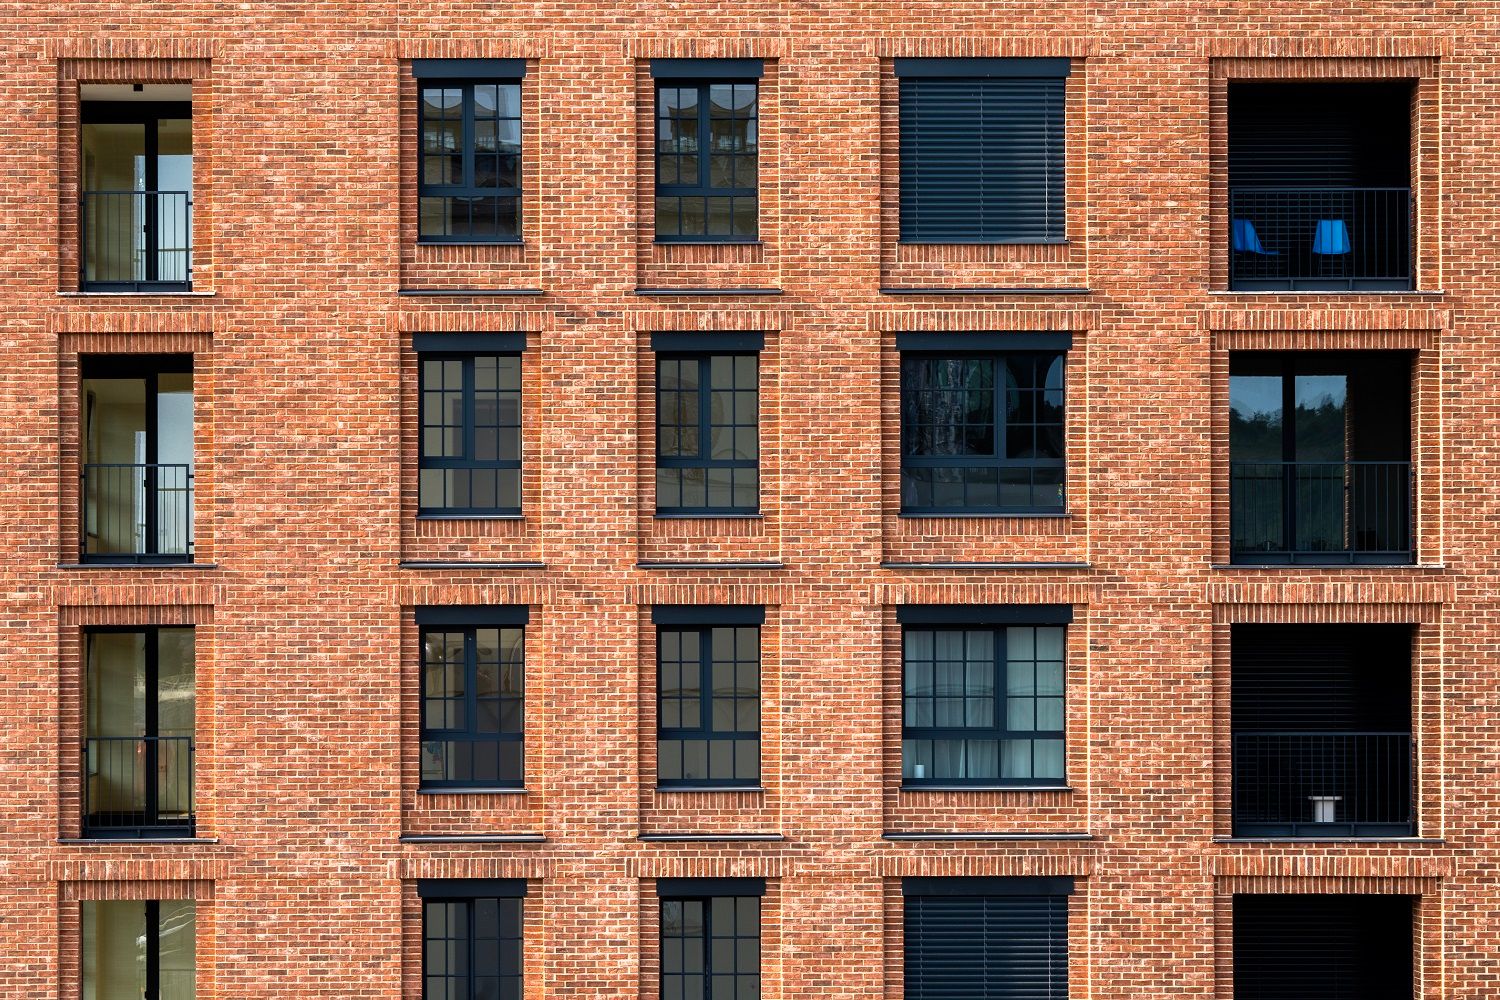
[82,462,194,563]
[82,736,195,838]
[81,190,193,291]
[1230,460,1412,564]
[1229,186,1412,291]
[1232,731,1414,837]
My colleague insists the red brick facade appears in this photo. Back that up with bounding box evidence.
[0,6,1494,999]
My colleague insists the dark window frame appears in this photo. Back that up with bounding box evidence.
[655,351,760,516]
[418,351,523,517]
[659,888,762,1000]
[420,893,523,1000]
[901,622,1066,788]
[657,621,762,788]
[82,899,196,1000]
[82,625,197,838]
[79,100,195,292]
[654,79,760,243]
[899,349,1067,515]
[79,353,197,564]
[419,623,526,790]
[417,78,523,244]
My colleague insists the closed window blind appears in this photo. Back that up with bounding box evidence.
[899,77,1066,243]
[905,893,1068,1000]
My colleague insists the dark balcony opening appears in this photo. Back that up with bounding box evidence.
[1229,80,1414,290]
[1230,351,1412,564]
[81,355,195,564]
[80,84,193,291]
[1234,894,1414,1000]
[1232,624,1413,838]
[84,627,196,839]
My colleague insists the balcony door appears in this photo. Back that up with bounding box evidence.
[81,96,192,290]
[85,628,195,837]
[82,356,194,562]
[1229,352,1411,563]
[83,899,196,999]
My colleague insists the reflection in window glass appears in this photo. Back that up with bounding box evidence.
[656,354,758,514]
[656,82,758,240]
[659,625,760,786]
[419,354,523,515]
[900,353,1066,513]
[419,81,523,241]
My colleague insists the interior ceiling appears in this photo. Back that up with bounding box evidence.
[80,83,192,103]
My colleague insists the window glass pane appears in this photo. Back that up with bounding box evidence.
[735,739,760,781]
[83,901,146,1000]
[681,740,708,781]
[901,352,1065,512]
[681,197,706,236]
[1034,739,1065,780]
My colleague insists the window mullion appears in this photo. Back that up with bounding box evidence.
[145,899,161,1000]
[697,357,712,463]
[467,899,478,1000]
[465,629,480,748]
[698,626,713,743]
[463,356,476,464]
[698,84,712,193]
[698,896,712,983]
[994,626,1007,746]
[993,356,1005,471]
[462,84,477,192]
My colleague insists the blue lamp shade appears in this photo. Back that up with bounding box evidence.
[1312,218,1352,255]
[1232,218,1275,254]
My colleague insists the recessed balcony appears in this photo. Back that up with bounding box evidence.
[1229,351,1412,565]
[1231,624,1413,839]
[1228,81,1414,292]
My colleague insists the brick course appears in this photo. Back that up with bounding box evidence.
[1,5,1497,999]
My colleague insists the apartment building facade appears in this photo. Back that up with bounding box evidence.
[0,2,1492,998]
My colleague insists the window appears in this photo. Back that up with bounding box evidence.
[659,879,763,1000]
[420,879,525,1000]
[81,354,195,562]
[418,607,527,789]
[1229,351,1412,563]
[903,877,1070,1000]
[415,60,524,242]
[899,605,1069,786]
[899,335,1068,514]
[654,334,761,515]
[417,334,525,517]
[80,89,193,290]
[84,627,196,838]
[83,899,196,1000]
[652,59,761,241]
[655,606,763,787]
[897,58,1068,244]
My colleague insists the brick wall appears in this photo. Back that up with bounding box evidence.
[1,5,1497,999]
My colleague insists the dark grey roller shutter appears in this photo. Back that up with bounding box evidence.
[905,893,1067,1000]
[899,77,1066,243]
[1233,894,1413,1000]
